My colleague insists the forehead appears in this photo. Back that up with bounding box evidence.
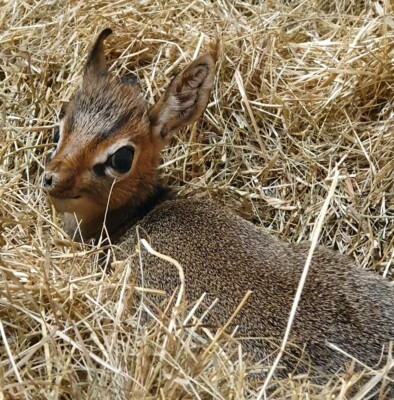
[64,74,148,140]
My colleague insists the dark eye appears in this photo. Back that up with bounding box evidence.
[59,103,68,119]
[53,127,60,144]
[108,146,134,173]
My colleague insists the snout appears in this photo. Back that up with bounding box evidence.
[42,167,80,200]
[44,154,77,195]
[42,169,61,193]
[43,168,82,213]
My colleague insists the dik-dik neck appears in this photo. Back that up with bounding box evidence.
[65,185,172,243]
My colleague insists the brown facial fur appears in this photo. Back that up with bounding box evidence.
[46,72,160,238]
[45,31,216,240]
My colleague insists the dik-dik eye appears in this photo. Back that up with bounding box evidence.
[93,146,135,177]
[108,146,134,173]
[53,127,60,144]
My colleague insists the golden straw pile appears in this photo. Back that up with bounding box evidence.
[1,0,393,398]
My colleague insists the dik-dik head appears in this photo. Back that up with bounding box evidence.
[44,29,216,238]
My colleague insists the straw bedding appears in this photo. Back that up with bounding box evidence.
[1,0,393,398]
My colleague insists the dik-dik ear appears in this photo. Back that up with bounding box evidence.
[84,28,112,76]
[149,53,216,141]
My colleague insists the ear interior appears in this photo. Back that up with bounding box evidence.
[150,52,216,141]
[84,28,113,76]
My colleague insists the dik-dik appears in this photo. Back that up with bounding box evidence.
[44,29,394,383]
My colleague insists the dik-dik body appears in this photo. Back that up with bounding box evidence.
[44,30,394,384]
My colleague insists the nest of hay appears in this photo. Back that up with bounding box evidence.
[1,0,393,398]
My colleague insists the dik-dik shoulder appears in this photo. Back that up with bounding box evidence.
[43,30,394,391]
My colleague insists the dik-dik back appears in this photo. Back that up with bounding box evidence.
[44,30,394,388]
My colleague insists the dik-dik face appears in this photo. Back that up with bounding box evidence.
[44,29,216,237]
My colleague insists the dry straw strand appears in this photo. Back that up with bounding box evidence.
[1,0,394,398]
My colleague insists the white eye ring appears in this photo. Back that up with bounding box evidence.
[93,145,135,179]
[92,140,136,168]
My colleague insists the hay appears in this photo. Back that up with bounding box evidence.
[1,0,393,398]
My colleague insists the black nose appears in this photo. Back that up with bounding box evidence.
[43,174,53,188]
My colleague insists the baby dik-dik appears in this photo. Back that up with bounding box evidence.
[44,29,394,383]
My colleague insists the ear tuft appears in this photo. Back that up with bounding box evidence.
[150,53,216,141]
[84,28,113,75]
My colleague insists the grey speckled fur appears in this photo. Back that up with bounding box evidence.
[117,198,394,378]
[45,31,394,393]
